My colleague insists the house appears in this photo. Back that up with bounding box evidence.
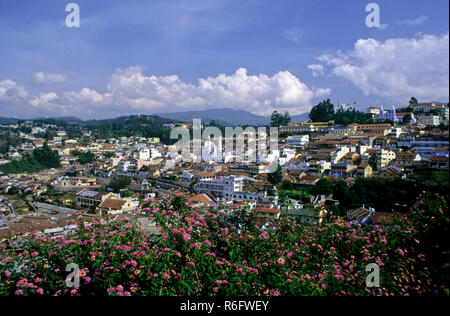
[97,198,136,215]
[376,167,403,180]
[357,164,373,178]
[188,192,218,208]
[347,206,375,225]
[308,160,331,177]
[376,149,397,170]
[428,157,449,169]
[396,152,422,168]
[256,205,280,220]
[281,199,327,225]
[75,190,117,209]
[329,163,357,178]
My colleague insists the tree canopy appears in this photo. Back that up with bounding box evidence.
[270,111,291,127]
[309,99,335,122]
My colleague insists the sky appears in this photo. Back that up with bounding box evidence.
[0,0,448,119]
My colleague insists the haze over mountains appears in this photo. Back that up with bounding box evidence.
[156,108,309,126]
[0,108,310,126]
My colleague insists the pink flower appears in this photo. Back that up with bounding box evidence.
[37,288,44,295]
[277,258,285,265]
[15,290,23,295]
[273,291,281,296]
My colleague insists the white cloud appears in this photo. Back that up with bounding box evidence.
[314,88,332,98]
[29,92,58,107]
[102,66,325,116]
[1,67,330,118]
[0,79,28,103]
[318,33,449,103]
[33,72,67,84]
[398,16,428,26]
[307,64,324,77]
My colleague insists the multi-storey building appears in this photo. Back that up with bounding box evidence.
[194,176,244,200]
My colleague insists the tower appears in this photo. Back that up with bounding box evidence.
[391,105,397,122]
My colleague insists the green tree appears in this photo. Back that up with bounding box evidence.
[270,111,291,127]
[403,114,414,124]
[311,178,333,196]
[267,164,283,186]
[409,97,418,105]
[309,99,335,122]
[332,180,352,208]
[108,178,131,193]
[72,151,96,164]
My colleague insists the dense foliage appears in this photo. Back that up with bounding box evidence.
[72,151,96,164]
[270,111,291,127]
[0,191,448,296]
[90,115,175,144]
[303,176,448,215]
[108,178,132,194]
[309,99,372,124]
[0,143,60,174]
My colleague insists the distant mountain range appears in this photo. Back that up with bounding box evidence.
[155,108,310,126]
[0,108,310,127]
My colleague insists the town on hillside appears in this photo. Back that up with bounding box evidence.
[0,99,448,240]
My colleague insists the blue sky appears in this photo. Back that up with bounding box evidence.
[0,0,448,119]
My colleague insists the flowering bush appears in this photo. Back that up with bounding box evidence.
[0,191,448,296]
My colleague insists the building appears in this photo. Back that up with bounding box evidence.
[281,199,327,225]
[376,149,396,170]
[256,205,280,220]
[286,135,309,147]
[347,206,375,225]
[194,176,244,200]
[418,116,441,127]
[356,164,373,178]
[329,163,357,178]
[428,157,449,169]
[280,121,334,133]
[308,160,331,177]
[372,106,416,124]
[188,192,218,208]
[75,190,117,209]
[366,107,381,116]
[396,152,422,168]
[97,198,136,215]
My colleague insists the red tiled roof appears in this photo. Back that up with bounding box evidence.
[98,199,126,210]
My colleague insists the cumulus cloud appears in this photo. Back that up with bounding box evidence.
[307,64,324,77]
[29,92,58,107]
[317,33,449,103]
[1,67,330,118]
[0,79,28,103]
[103,66,326,116]
[33,72,67,84]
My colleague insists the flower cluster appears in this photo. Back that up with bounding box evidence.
[0,191,448,296]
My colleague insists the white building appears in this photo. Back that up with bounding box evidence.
[418,116,441,127]
[286,135,309,147]
[195,176,244,200]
